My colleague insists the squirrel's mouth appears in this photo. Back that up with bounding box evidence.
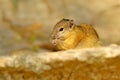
[51,36,65,45]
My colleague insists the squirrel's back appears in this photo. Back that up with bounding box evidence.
[78,23,99,39]
[75,23,101,48]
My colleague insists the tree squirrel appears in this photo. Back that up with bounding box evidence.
[51,18,101,50]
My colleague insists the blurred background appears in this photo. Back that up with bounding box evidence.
[0,0,120,55]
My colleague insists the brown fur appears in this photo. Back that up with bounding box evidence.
[51,19,101,50]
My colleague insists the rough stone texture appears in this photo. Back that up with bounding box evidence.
[0,45,120,80]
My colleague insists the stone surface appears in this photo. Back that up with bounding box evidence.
[0,24,30,55]
[92,5,120,44]
[0,45,120,80]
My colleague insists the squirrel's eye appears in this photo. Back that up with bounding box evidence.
[59,28,64,31]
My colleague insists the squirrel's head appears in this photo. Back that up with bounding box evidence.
[51,18,74,45]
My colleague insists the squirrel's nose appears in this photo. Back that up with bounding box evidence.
[52,35,56,40]
[52,35,59,40]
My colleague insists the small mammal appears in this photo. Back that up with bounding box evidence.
[51,18,100,50]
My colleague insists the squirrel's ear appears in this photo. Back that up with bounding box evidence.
[69,20,74,28]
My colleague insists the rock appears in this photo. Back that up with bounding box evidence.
[92,5,120,44]
[0,24,29,55]
[0,45,120,80]
[0,0,120,47]
[1,0,119,24]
